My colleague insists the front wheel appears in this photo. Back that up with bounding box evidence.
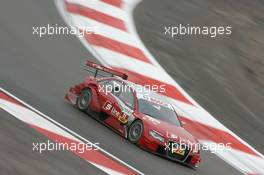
[128,120,143,144]
[77,89,92,111]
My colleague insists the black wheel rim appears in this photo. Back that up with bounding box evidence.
[129,122,142,142]
[78,90,90,110]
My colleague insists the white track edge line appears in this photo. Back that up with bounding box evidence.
[0,87,144,175]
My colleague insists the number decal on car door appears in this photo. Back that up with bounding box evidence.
[103,101,128,124]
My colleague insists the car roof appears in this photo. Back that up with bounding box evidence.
[98,76,173,109]
[123,79,174,110]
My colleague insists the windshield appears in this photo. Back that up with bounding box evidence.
[138,99,181,126]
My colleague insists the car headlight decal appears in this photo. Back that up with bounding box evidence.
[149,130,165,143]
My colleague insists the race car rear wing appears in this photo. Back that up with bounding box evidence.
[83,61,128,80]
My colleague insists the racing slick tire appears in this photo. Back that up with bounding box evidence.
[128,120,143,144]
[77,88,92,111]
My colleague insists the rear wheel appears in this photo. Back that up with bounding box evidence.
[128,120,143,144]
[77,89,92,111]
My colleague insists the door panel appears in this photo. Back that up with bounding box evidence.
[97,80,126,135]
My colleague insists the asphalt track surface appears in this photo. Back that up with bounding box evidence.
[133,0,264,154]
[0,109,106,175]
[0,0,262,175]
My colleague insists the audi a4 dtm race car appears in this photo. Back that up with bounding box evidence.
[65,61,201,168]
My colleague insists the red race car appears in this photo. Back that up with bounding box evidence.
[65,61,201,168]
